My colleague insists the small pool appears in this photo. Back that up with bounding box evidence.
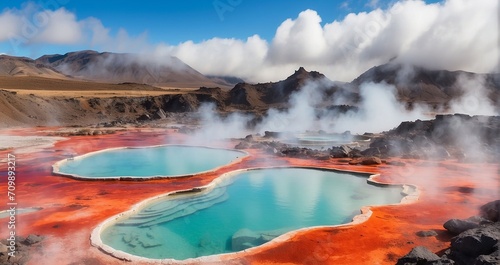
[281,133,371,150]
[53,145,246,179]
[98,168,405,260]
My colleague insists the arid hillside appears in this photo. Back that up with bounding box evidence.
[1,52,499,128]
[36,50,235,88]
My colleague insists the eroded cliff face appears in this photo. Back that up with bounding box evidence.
[0,89,227,127]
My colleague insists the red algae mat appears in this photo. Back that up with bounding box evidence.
[1,128,499,264]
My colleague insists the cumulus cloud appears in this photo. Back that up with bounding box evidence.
[154,35,268,81]
[0,4,83,45]
[163,0,498,82]
[268,9,327,64]
[32,8,82,44]
[0,3,150,53]
[0,0,498,82]
[167,0,499,82]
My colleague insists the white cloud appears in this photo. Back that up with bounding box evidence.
[153,35,268,80]
[33,8,82,44]
[165,0,498,82]
[0,4,149,53]
[367,0,380,8]
[0,10,21,41]
[0,0,498,82]
[268,9,327,64]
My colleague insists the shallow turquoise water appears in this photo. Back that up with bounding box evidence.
[101,168,403,260]
[56,146,244,178]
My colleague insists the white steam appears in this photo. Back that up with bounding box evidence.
[333,82,428,134]
[449,74,497,116]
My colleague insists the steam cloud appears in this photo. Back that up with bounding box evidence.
[190,72,498,139]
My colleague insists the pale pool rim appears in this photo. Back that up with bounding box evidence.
[52,144,249,180]
[90,166,420,264]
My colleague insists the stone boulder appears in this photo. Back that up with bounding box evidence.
[480,200,500,222]
[330,145,352,158]
[450,222,500,257]
[416,230,438,237]
[263,131,280,138]
[361,156,382,165]
[235,141,251,149]
[474,244,500,265]
[24,234,43,246]
[443,219,481,235]
[396,246,440,265]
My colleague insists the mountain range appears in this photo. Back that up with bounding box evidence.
[0,50,499,127]
[2,50,237,88]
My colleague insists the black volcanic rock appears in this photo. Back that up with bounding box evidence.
[227,67,349,108]
[450,222,500,257]
[396,246,440,265]
[444,219,482,235]
[480,200,500,222]
[363,114,500,160]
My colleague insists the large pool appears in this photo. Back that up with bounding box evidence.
[99,168,404,260]
[53,145,246,179]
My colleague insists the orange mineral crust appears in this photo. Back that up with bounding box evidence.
[0,128,499,265]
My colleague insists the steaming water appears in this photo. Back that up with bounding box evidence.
[281,133,371,150]
[100,168,403,260]
[56,146,244,178]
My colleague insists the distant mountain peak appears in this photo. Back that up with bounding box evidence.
[296,67,307,73]
[0,54,67,78]
[287,66,326,82]
[34,50,234,88]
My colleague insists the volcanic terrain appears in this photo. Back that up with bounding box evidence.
[0,50,499,265]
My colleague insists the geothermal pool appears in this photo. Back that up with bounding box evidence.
[53,145,245,179]
[283,133,370,149]
[99,168,404,260]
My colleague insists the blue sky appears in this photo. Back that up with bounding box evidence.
[0,0,495,82]
[0,0,441,57]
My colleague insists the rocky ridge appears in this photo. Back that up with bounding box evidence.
[234,114,500,163]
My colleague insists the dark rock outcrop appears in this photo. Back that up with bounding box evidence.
[480,200,500,222]
[443,219,482,235]
[365,114,500,160]
[0,234,44,265]
[396,246,440,265]
[450,222,500,257]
